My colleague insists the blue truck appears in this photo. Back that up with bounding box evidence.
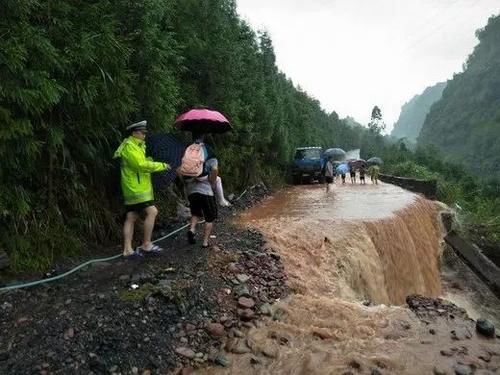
[291,147,324,184]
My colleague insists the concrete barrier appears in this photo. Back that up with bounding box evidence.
[379,173,437,199]
[445,231,500,299]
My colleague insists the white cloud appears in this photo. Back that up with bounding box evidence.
[236,0,500,130]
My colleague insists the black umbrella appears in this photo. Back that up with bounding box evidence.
[146,133,186,188]
[367,157,383,165]
[324,148,346,161]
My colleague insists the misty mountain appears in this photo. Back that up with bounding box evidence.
[418,14,500,176]
[391,82,447,142]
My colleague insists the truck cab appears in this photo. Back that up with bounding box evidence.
[291,147,324,184]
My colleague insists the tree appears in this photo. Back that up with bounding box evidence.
[368,105,386,134]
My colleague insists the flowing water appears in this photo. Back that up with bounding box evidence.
[206,182,500,374]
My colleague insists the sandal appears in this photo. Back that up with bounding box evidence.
[187,230,196,244]
[142,244,163,255]
[123,249,143,259]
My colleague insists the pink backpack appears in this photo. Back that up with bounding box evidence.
[177,143,205,177]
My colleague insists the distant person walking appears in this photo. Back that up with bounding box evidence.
[324,158,334,192]
[369,165,380,185]
[341,173,346,184]
[113,121,169,257]
[350,166,356,184]
[359,167,366,185]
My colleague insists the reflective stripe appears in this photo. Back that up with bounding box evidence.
[124,191,154,205]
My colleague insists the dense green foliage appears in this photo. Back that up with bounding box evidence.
[0,0,372,271]
[419,14,500,176]
[391,81,446,143]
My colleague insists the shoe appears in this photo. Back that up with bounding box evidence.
[142,244,164,255]
[187,230,196,244]
[123,249,143,260]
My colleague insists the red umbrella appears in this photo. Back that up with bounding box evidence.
[175,108,232,134]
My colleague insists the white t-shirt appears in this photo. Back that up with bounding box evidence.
[185,158,218,196]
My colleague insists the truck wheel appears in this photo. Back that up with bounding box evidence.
[292,175,301,185]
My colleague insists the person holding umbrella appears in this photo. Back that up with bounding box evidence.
[113,121,170,257]
[175,108,232,248]
[324,157,335,193]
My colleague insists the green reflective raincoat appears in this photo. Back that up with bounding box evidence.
[113,136,169,205]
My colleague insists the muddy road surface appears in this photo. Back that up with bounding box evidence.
[205,182,500,375]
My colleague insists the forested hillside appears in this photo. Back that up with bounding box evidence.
[0,0,372,271]
[418,14,500,176]
[391,82,446,142]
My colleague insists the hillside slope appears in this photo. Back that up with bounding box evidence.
[391,82,447,142]
[418,14,500,175]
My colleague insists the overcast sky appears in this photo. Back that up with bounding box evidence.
[236,0,500,131]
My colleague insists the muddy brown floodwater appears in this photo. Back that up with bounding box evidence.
[205,182,500,374]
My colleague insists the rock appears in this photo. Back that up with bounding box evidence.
[246,337,259,353]
[236,274,250,283]
[228,263,239,273]
[206,323,225,337]
[64,327,75,339]
[429,328,436,335]
[272,308,287,322]
[131,367,139,374]
[440,349,454,357]
[232,328,245,338]
[175,347,195,359]
[454,364,472,375]
[226,338,251,354]
[259,303,272,316]
[476,318,495,338]
[250,356,263,365]
[234,284,251,297]
[478,352,492,362]
[109,365,118,372]
[262,345,279,358]
[1,302,13,310]
[179,367,194,375]
[89,355,106,373]
[238,297,255,309]
[349,360,361,370]
[371,369,383,375]
[269,252,281,260]
[185,323,196,332]
[237,309,255,320]
[214,354,231,367]
[142,370,152,375]
[433,366,447,375]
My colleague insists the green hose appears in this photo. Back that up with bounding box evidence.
[0,222,195,292]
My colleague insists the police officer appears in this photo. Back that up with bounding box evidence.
[113,121,169,257]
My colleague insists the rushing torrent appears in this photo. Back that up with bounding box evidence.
[205,183,500,374]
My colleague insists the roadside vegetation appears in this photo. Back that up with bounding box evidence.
[2,1,498,272]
